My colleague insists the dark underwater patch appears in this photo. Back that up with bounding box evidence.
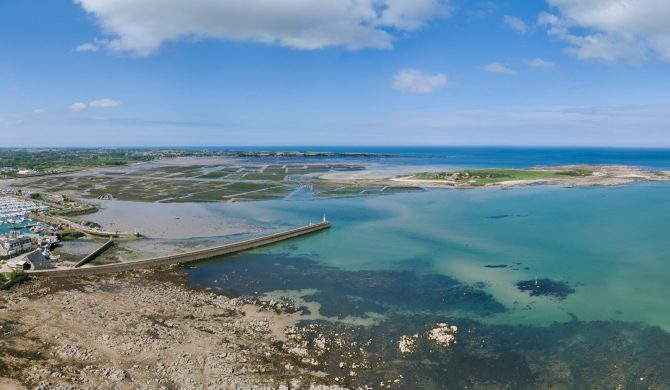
[484,264,508,268]
[187,253,506,319]
[278,313,670,389]
[181,252,670,388]
[487,214,529,220]
[516,278,575,300]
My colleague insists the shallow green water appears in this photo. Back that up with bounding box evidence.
[194,182,670,329]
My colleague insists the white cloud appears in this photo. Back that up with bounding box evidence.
[75,42,99,52]
[393,69,447,94]
[74,0,451,56]
[69,99,121,112]
[89,98,121,108]
[33,108,46,114]
[479,62,517,74]
[525,57,555,69]
[69,102,87,112]
[539,0,670,62]
[74,38,110,53]
[503,15,526,34]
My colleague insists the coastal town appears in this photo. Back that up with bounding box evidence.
[0,194,58,270]
[0,190,109,285]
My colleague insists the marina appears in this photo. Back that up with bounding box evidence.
[0,194,49,234]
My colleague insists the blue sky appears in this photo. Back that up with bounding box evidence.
[1,0,670,147]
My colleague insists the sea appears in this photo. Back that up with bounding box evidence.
[180,147,670,387]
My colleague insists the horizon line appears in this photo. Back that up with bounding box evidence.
[2,145,670,151]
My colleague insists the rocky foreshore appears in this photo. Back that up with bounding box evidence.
[0,271,359,390]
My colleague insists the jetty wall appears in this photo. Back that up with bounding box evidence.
[29,221,330,277]
[75,239,114,268]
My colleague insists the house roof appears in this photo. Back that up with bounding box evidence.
[23,250,53,270]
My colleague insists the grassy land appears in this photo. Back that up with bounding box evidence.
[413,169,592,186]
[0,271,25,284]
[0,149,159,177]
[60,229,85,241]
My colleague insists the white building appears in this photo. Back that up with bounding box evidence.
[0,236,36,259]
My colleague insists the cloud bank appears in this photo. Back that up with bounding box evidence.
[75,0,451,56]
[540,0,670,62]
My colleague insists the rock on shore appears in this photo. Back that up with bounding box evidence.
[0,272,354,389]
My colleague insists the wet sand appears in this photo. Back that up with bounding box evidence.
[84,200,267,239]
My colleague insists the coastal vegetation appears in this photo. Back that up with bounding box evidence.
[0,149,156,177]
[413,168,592,185]
[0,271,25,286]
[59,229,85,241]
[0,148,384,178]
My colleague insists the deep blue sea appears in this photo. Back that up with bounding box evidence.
[203,146,670,169]
[178,147,670,388]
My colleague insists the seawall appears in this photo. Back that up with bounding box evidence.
[75,239,115,268]
[29,221,330,277]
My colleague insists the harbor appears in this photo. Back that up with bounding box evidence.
[29,219,330,276]
[0,194,49,233]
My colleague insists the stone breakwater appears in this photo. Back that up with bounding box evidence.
[29,221,330,277]
[0,272,353,390]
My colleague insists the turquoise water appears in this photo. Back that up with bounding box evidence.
[185,181,670,386]
[191,182,670,329]
[0,220,36,236]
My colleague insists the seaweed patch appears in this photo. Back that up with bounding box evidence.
[487,214,529,220]
[516,278,575,300]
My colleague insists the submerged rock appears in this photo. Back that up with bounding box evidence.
[398,334,419,354]
[516,278,575,300]
[427,323,458,347]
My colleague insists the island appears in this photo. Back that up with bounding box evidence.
[321,164,670,189]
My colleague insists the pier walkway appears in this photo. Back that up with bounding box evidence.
[75,239,115,268]
[28,221,330,277]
